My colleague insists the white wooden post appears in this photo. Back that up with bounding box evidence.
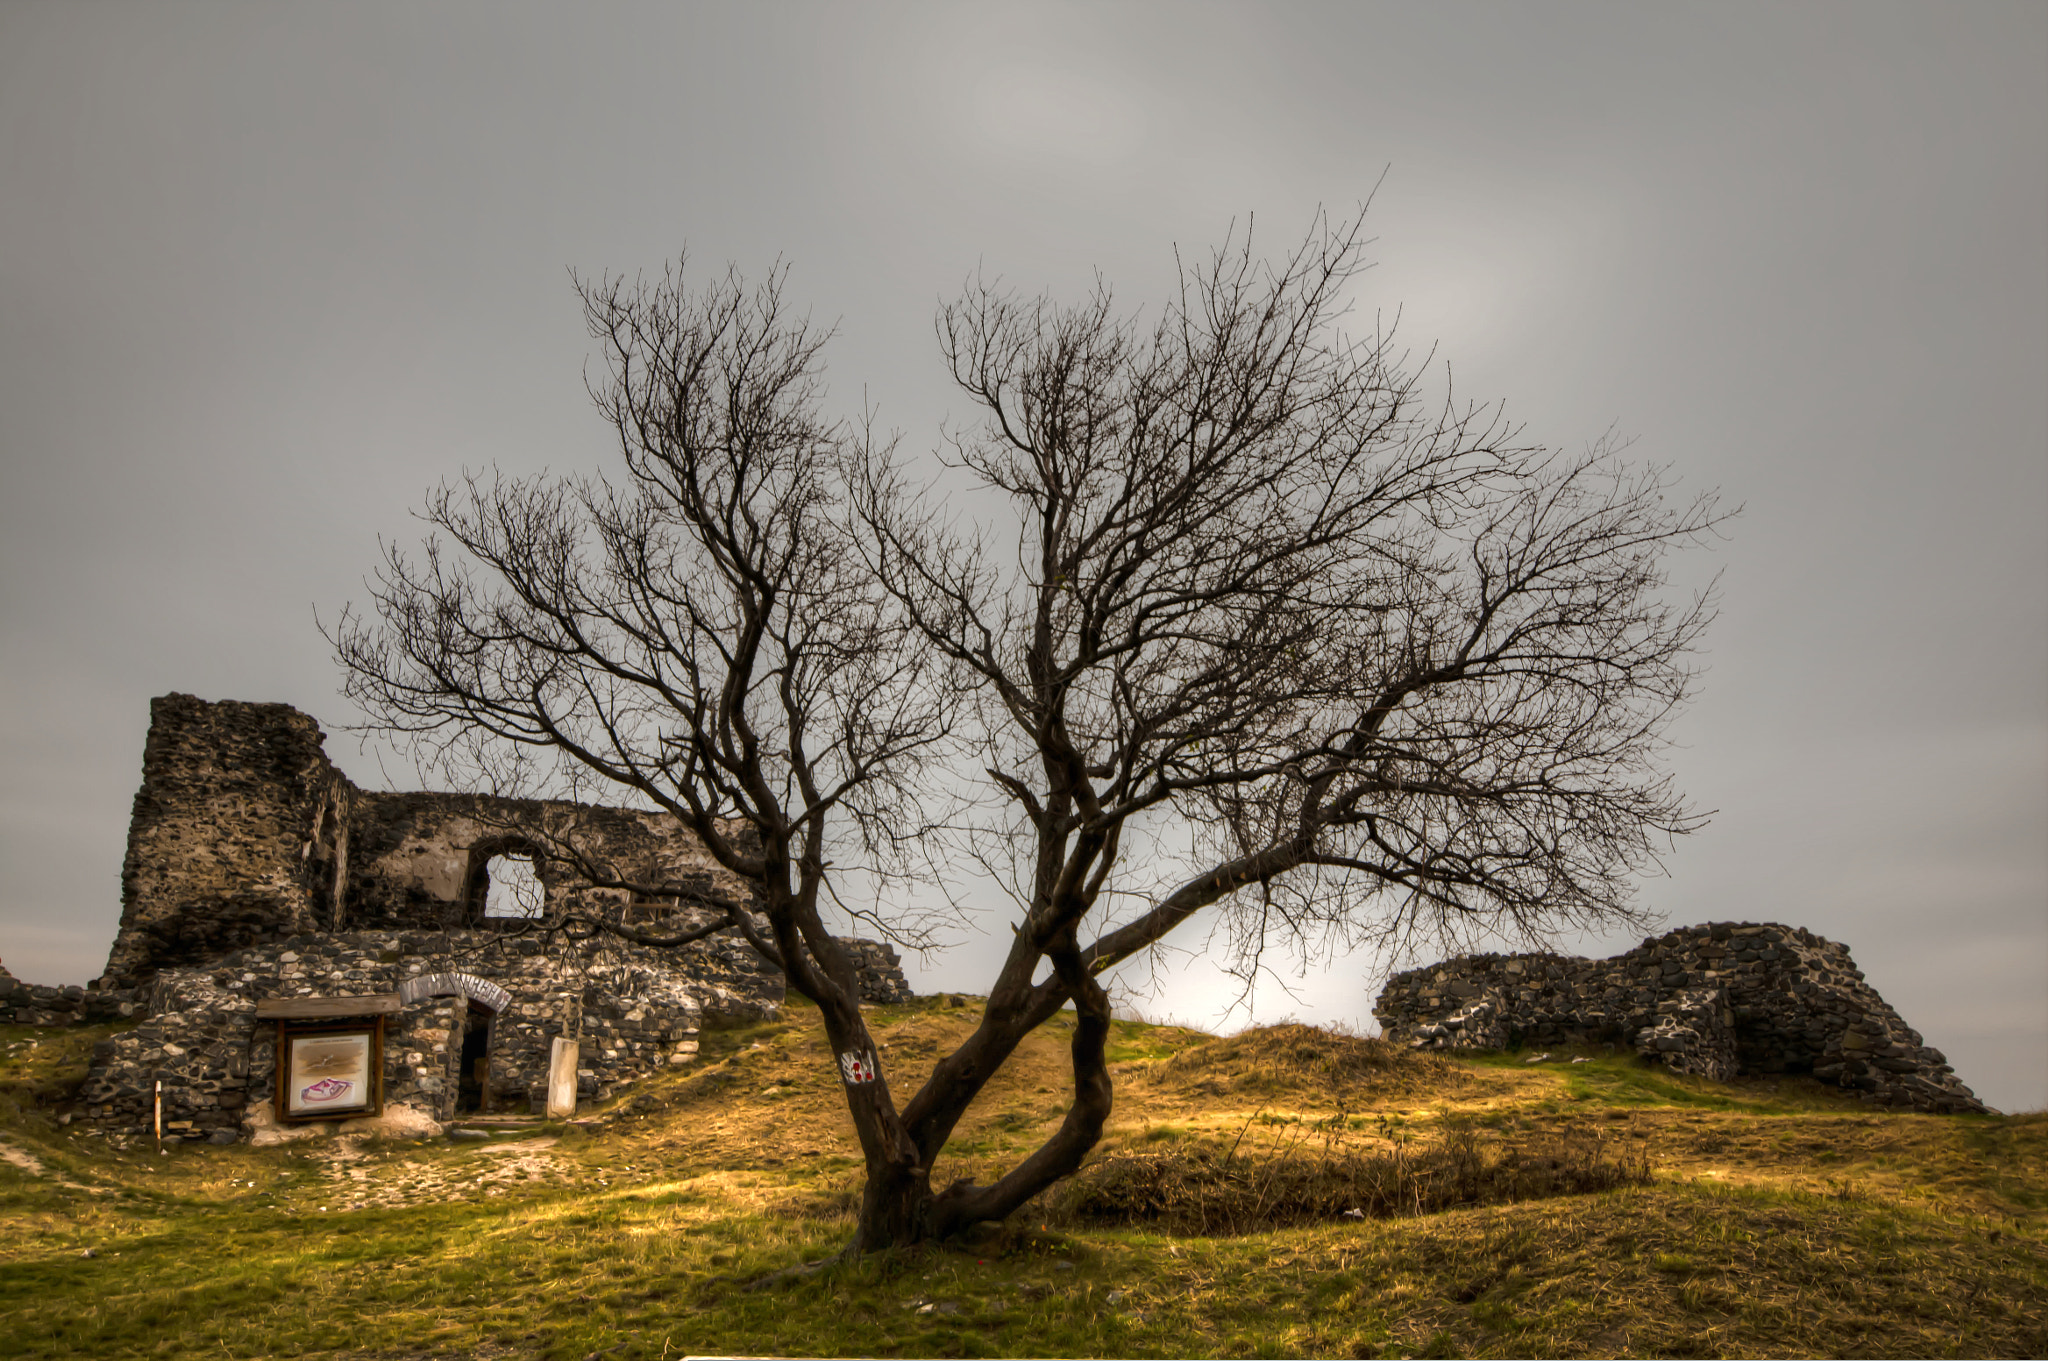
[545,1036,578,1118]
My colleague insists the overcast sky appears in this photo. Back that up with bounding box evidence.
[3,2,2042,1112]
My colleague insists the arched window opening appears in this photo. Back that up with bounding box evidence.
[479,852,544,920]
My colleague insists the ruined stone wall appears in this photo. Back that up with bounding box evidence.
[75,926,786,1143]
[339,792,749,933]
[71,694,922,1144]
[842,938,916,1005]
[72,923,916,1144]
[0,962,143,1026]
[102,694,348,986]
[1372,921,1990,1115]
[102,695,759,985]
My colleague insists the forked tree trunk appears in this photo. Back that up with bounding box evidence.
[843,963,1116,1252]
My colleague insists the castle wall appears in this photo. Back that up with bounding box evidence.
[840,938,916,1006]
[1372,921,1991,1115]
[0,963,143,1026]
[75,926,789,1142]
[338,792,748,932]
[65,694,923,1145]
[102,695,346,986]
[101,695,762,985]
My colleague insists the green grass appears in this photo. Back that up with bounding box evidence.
[1105,1018,1197,1064]
[1,1005,2043,1358]
[5,1178,2039,1359]
[1,1022,135,1124]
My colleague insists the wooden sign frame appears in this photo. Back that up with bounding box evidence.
[275,1016,386,1122]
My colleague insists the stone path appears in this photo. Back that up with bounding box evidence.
[307,1134,576,1210]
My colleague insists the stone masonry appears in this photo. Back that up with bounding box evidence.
[103,693,762,987]
[69,924,922,1144]
[42,693,918,1143]
[73,928,777,1143]
[0,962,143,1027]
[1373,921,1991,1115]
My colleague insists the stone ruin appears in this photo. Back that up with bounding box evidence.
[21,693,914,1145]
[1373,921,1991,1114]
[18,693,1994,1139]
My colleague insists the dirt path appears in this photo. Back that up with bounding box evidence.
[0,1136,103,1192]
[0,1139,46,1175]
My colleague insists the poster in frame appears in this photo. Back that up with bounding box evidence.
[276,1018,385,1121]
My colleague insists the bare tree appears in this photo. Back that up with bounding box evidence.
[331,261,961,1247]
[336,215,1725,1255]
[847,208,1725,1244]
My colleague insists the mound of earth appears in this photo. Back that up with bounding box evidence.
[1156,1023,1470,1100]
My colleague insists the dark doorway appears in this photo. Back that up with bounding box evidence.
[456,1004,495,1114]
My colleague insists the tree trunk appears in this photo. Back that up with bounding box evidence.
[843,956,1115,1252]
[851,1158,936,1252]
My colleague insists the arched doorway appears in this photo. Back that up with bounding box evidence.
[396,973,516,1118]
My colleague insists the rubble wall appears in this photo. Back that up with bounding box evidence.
[841,938,916,1005]
[101,695,759,985]
[74,927,779,1143]
[339,792,748,932]
[0,962,144,1026]
[1372,921,1991,1115]
[71,925,916,1144]
[102,694,346,986]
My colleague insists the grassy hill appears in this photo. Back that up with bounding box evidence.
[0,996,2042,1359]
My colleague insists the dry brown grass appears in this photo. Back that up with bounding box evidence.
[1155,1021,1465,1097]
[1052,1114,1652,1233]
[3,1004,2045,1359]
